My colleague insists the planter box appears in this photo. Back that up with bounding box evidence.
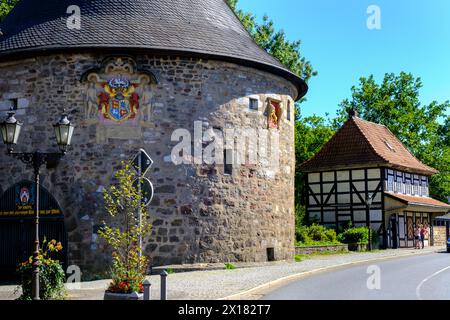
[104,291,143,300]
[295,244,348,255]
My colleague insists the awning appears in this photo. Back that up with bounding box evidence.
[435,213,450,221]
[385,192,450,212]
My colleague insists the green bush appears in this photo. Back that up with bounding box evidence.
[16,239,66,300]
[296,224,339,246]
[337,227,369,244]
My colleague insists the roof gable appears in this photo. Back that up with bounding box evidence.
[300,116,438,175]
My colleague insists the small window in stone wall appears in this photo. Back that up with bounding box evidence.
[1,98,18,111]
[249,98,259,111]
[224,149,233,175]
[10,98,18,110]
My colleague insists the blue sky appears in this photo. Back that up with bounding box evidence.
[237,0,450,118]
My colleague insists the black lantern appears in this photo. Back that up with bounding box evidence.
[0,109,23,152]
[53,111,74,153]
[0,108,75,300]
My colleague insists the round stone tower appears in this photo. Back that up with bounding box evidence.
[0,0,307,273]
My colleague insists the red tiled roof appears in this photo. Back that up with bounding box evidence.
[385,192,450,209]
[299,116,438,175]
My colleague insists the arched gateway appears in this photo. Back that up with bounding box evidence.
[0,181,68,279]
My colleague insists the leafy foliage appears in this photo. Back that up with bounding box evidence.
[294,115,335,225]
[0,0,18,22]
[337,223,378,246]
[224,262,236,270]
[335,72,450,203]
[99,161,152,294]
[16,239,66,300]
[226,0,317,89]
[296,224,340,246]
[337,227,369,245]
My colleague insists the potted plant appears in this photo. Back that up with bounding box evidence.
[16,239,66,300]
[99,161,152,300]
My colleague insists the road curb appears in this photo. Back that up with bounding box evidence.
[219,249,443,300]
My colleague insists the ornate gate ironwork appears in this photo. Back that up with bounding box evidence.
[0,181,67,280]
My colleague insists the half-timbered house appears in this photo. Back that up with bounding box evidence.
[300,110,450,248]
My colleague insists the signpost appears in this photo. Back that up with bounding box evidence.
[132,149,153,176]
[132,178,154,206]
[131,149,154,258]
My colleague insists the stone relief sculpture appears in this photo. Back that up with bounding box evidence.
[85,81,99,119]
[137,83,154,123]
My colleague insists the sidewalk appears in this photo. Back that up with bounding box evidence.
[0,246,443,300]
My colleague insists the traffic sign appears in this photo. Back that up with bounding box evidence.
[133,178,154,206]
[132,149,153,175]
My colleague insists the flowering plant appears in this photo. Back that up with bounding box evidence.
[16,239,66,300]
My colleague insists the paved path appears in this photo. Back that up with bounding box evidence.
[0,247,443,300]
[263,251,450,300]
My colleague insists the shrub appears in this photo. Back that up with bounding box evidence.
[338,227,368,244]
[16,239,66,300]
[296,224,339,246]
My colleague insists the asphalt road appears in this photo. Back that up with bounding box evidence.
[262,252,450,300]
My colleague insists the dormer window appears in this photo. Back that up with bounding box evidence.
[384,140,395,152]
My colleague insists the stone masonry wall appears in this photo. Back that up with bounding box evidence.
[0,53,297,273]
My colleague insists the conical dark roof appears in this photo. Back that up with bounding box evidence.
[0,0,307,99]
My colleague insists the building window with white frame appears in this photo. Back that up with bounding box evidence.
[249,98,259,111]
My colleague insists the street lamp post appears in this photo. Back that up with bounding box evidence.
[365,194,374,251]
[0,109,74,300]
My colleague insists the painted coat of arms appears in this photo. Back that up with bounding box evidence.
[99,77,139,124]
[83,57,158,127]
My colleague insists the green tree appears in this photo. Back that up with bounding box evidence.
[99,162,153,294]
[0,0,18,22]
[227,0,317,86]
[335,72,450,203]
[294,114,335,225]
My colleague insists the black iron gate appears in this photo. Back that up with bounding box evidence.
[0,217,68,280]
[0,181,68,281]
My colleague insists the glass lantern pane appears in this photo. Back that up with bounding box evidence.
[67,125,74,145]
[6,123,16,144]
[13,124,21,144]
[54,126,61,145]
[61,126,69,145]
[0,125,6,144]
